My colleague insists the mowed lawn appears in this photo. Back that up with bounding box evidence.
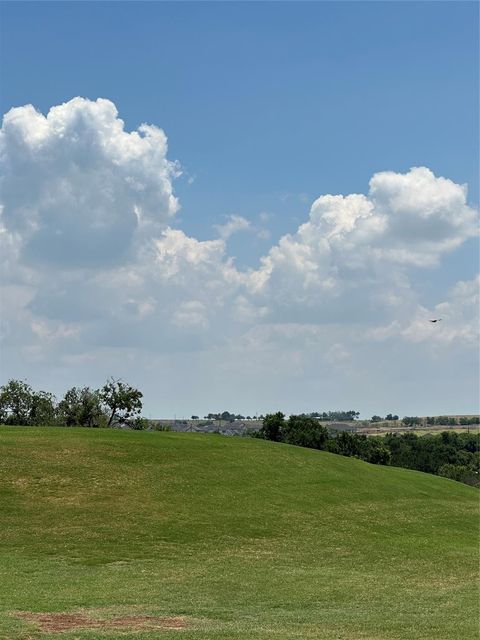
[0,427,477,640]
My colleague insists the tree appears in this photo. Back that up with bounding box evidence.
[99,378,143,426]
[57,387,106,427]
[385,414,399,421]
[130,417,149,431]
[191,415,199,420]
[370,415,383,423]
[329,410,360,421]
[363,439,391,465]
[438,464,479,487]
[402,416,421,427]
[262,412,285,442]
[283,415,328,450]
[0,379,34,425]
[331,432,363,458]
[29,390,57,426]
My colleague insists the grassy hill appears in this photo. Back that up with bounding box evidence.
[0,427,477,639]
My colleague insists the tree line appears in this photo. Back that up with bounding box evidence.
[198,411,479,426]
[0,379,144,429]
[253,413,479,487]
[198,412,261,422]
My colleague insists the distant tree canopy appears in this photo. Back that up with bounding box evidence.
[203,412,246,422]
[326,432,391,465]
[258,413,328,450]
[256,413,479,487]
[0,379,143,428]
[382,431,479,485]
[304,410,360,421]
[402,416,422,427]
[283,415,329,449]
[262,412,285,442]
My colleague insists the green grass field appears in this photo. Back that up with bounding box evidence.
[0,427,478,639]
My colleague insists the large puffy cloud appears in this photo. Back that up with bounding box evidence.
[0,97,179,268]
[369,168,477,265]
[249,167,477,324]
[0,98,478,415]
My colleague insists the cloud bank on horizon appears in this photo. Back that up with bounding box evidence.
[0,98,478,414]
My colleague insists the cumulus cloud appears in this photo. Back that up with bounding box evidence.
[369,168,477,265]
[0,98,478,414]
[0,97,179,268]
[249,167,478,323]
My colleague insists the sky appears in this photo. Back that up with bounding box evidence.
[0,1,478,418]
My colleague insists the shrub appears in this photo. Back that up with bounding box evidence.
[130,417,150,430]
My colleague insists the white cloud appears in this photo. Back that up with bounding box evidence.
[0,97,179,268]
[248,167,477,325]
[400,275,479,346]
[0,98,478,414]
[369,167,477,266]
[214,214,252,240]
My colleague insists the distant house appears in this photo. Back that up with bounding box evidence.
[327,422,357,436]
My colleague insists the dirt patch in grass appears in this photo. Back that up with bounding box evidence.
[15,612,187,633]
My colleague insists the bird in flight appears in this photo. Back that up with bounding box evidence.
[429,319,442,323]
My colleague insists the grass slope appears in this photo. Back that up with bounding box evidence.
[0,427,478,640]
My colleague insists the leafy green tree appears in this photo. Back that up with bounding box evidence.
[438,464,479,486]
[99,378,143,426]
[435,416,457,426]
[130,417,149,431]
[261,412,285,442]
[402,416,421,427]
[29,391,57,426]
[459,433,480,453]
[440,431,459,446]
[363,439,391,465]
[370,415,383,423]
[283,415,328,450]
[331,432,363,457]
[0,379,34,425]
[317,410,360,421]
[57,387,107,428]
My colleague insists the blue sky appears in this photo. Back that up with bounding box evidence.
[0,2,478,417]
